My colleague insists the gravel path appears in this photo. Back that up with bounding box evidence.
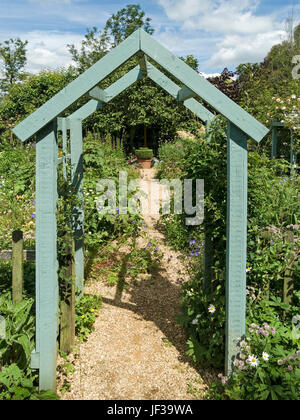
[59,170,212,400]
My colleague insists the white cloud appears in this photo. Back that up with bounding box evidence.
[21,31,82,73]
[206,30,285,68]
[157,0,289,70]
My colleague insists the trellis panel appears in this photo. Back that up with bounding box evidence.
[225,122,247,375]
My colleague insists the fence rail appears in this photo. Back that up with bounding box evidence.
[0,230,75,353]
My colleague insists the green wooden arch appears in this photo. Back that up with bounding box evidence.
[13,29,269,391]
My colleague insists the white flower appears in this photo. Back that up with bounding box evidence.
[248,354,259,367]
[262,352,270,362]
[246,267,252,273]
[192,318,198,325]
[291,94,296,99]
[208,304,216,314]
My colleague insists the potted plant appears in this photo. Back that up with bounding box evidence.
[135,147,153,169]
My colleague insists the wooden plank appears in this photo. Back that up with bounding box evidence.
[271,126,278,159]
[89,87,109,103]
[283,231,294,309]
[147,62,214,124]
[203,230,213,292]
[70,119,84,296]
[59,233,75,353]
[69,66,144,121]
[0,250,35,261]
[13,30,140,142]
[34,121,58,392]
[225,122,247,375]
[140,29,268,142]
[283,231,295,313]
[12,230,24,305]
[177,86,196,102]
[137,52,148,76]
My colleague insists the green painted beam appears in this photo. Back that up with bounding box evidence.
[69,66,144,121]
[177,86,196,102]
[70,119,84,296]
[147,62,214,124]
[89,87,110,103]
[33,121,58,392]
[13,30,140,142]
[225,122,247,376]
[69,100,103,121]
[140,29,268,142]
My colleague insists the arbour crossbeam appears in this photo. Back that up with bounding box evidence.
[13,29,269,392]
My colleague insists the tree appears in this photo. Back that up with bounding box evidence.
[68,4,154,72]
[105,4,154,47]
[180,55,199,71]
[0,38,28,93]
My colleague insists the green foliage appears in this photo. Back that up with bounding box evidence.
[0,38,28,94]
[210,308,300,400]
[135,148,153,159]
[75,294,102,342]
[0,292,60,400]
[0,69,76,139]
[105,4,154,47]
[68,4,154,72]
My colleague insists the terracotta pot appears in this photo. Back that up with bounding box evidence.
[137,158,152,169]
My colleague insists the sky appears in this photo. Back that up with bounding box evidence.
[0,0,299,76]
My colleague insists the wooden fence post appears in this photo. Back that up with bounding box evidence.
[70,118,84,297]
[59,234,75,353]
[283,230,294,308]
[12,230,24,305]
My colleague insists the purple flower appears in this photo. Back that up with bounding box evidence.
[30,213,36,218]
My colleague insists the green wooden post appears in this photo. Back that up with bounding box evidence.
[203,230,213,292]
[62,118,68,180]
[283,231,294,309]
[12,230,24,305]
[32,121,58,392]
[290,129,296,171]
[70,118,84,296]
[59,233,75,353]
[225,122,247,375]
[271,126,278,159]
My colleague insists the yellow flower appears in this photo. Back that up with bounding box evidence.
[90,309,95,313]
[81,315,85,319]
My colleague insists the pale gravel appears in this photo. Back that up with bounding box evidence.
[58,169,213,400]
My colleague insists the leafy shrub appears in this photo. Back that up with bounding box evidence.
[135,148,153,160]
[75,294,102,342]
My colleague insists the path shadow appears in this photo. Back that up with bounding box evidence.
[100,251,205,375]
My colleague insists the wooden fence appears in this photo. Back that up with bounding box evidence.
[0,230,75,353]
